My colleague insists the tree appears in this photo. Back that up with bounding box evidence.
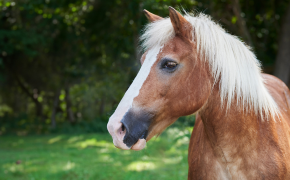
[0,0,290,133]
[274,2,290,86]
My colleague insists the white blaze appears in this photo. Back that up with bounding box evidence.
[107,45,162,150]
[109,45,163,122]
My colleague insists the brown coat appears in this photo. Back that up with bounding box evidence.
[188,74,290,179]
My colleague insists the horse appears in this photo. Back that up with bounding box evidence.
[107,7,290,179]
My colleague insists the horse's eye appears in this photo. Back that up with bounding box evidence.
[163,61,177,69]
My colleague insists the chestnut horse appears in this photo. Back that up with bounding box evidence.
[107,7,290,179]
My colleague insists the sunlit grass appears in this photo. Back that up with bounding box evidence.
[0,127,192,180]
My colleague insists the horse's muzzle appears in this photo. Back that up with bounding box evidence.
[107,107,153,150]
[121,109,151,147]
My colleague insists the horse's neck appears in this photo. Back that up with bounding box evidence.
[194,75,290,179]
[198,85,274,163]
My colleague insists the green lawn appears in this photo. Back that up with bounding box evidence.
[0,127,192,180]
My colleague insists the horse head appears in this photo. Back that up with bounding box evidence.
[107,7,212,150]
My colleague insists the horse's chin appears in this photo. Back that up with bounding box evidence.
[113,138,146,151]
[131,139,147,151]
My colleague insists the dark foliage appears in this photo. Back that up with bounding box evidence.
[0,0,289,134]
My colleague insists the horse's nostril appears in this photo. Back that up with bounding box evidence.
[121,123,125,131]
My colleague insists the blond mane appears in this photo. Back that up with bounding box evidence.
[140,12,279,119]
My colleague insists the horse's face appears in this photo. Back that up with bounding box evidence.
[107,7,212,150]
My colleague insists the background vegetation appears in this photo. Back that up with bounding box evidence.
[0,0,290,133]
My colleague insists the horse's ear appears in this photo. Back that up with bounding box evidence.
[143,9,163,22]
[169,7,192,40]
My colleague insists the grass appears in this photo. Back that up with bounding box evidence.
[0,127,193,180]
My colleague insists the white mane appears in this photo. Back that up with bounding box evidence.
[140,12,278,119]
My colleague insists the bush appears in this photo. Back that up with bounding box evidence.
[0,114,108,135]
